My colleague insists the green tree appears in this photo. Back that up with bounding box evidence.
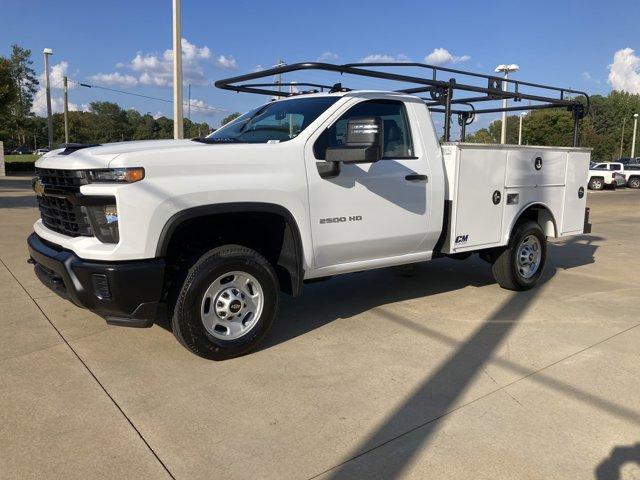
[220,112,240,126]
[0,58,18,118]
[9,44,38,115]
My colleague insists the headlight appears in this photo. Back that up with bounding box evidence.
[86,204,119,243]
[86,168,144,183]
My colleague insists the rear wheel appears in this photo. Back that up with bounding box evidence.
[491,220,547,291]
[588,177,604,190]
[171,245,279,360]
[628,177,640,189]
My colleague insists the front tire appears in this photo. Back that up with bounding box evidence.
[171,245,279,360]
[491,220,547,291]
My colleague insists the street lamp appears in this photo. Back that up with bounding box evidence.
[518,112,526,145]
[494,64,519,144]
[43,48,53,149]
[172,0,183,139]
[632,113,639,158]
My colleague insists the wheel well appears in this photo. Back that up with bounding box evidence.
[160,208,303,296]
[514,204,557,238]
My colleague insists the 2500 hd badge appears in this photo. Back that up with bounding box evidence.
[319,215,363,224]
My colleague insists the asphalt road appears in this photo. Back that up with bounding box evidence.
[1,175,639,480]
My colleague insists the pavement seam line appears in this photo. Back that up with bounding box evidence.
[0,257,176,480]
[306,320,640,480]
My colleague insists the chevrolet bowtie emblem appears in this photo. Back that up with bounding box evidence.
[32,178,45,197]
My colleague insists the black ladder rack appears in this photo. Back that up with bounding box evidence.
[214,62,589,147]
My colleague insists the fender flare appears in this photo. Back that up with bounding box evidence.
[507,202,559,240]
[156,202,305,295]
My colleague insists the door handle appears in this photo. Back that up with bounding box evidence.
[405,174,428,182]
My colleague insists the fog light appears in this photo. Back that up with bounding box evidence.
[86,204,119,243]
[91,274,111,299]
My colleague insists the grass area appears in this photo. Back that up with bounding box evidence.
[3,154,39,163]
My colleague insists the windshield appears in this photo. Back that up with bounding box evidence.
[206,97,340,144]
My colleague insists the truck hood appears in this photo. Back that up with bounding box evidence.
[35,139,202,169]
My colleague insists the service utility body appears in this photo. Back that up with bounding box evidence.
[27,62,592,359]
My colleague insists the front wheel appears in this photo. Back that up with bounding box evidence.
[491,220,547,291]
[628,177,640,189]
[171,245,279,360]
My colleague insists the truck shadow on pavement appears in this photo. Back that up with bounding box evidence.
[265,235,601,352]
[261,235,618,479]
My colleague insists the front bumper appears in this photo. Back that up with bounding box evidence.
[27,233,165,327]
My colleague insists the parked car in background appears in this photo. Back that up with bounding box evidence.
[11,146,33,155]
[588,163,626,189]
[34,148,50,156]
[618,157,640,166]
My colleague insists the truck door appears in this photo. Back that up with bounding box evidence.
[304,98,430,268]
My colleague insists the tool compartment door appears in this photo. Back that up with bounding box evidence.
[561,151,590,235]
[453,148,507,250]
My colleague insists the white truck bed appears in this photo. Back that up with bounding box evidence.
[439,143,590,254]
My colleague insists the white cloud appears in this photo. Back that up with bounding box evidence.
[317,51,339,62]
[361,53,410,63]
[214,55,237,69]
[88,72,139,88]
[118,38,218,87]
[608,48,640,94]
[152,111,166,119]
[254,64,265,72]
[185,98,225,117]
[32,89,79,116]
[424,48,470,65]
[32,61,78,115]
[37,61,76,90]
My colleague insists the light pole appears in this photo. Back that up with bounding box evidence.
[494,64,519,144]
[63,76,69,144]
[632,113,639,158]
[172,0,184,139]
[43,48,53,149]
[518,112,526,145]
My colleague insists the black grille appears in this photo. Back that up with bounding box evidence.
[36,168,87,189]
[35,168,93,237]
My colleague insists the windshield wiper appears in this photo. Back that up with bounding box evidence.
[192,137,244,144]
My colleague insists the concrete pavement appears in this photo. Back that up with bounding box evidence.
[1,175,639,479]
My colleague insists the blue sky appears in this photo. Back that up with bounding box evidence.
[1,0,639,131]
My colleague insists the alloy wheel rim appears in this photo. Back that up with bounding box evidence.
[516,235,542,279]
[201,271,264,340]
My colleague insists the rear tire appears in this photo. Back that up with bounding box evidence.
[492,220,547,291]
[171,245,279,360]
[628,177,640,189]
[588,177,604,190]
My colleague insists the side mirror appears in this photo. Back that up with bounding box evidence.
[325,117,383,163]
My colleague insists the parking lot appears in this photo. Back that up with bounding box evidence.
[1,175,639,480]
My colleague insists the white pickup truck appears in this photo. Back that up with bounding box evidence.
[28,62,592,359]
[588,161,637,189]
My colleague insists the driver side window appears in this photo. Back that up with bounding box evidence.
[314,100,414,160]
